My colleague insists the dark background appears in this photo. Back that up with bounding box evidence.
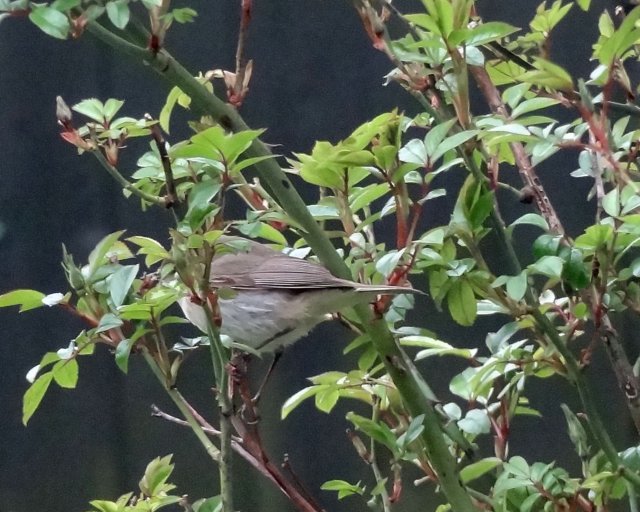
[0,1,636,511]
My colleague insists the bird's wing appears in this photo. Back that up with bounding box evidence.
[211,252,353,290]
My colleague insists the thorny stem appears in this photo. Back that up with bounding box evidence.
[468,65,566,237]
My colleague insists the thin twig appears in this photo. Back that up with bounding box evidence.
[233,0,252,102]
[152,404,222,436]
[150,404,282,486]
[147,114,178,207]
[370,406,392,512]
[143,349,222,463]
[92,149,167,206]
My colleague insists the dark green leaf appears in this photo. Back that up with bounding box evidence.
[108,264,139,307]
[532,234,562,259]
[115,338,134,373]
[560,248,589,289]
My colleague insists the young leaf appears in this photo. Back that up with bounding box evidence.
[460,457,502,483]
[29,6,69,39]
[447,279,477,326]
[0,289,46,312]
[23,372,54,425]
[52,359,79,388]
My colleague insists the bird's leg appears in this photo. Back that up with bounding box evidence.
[252,348,284,404]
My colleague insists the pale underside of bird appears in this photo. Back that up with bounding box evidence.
[178,236,422,353]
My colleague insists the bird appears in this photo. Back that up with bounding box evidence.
[178,236,422,353]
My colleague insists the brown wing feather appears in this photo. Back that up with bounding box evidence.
[209,237,423,294]
[211,251,352,290]
[250,256,352,289]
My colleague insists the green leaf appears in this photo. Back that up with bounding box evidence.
[529,255,564,278]
[425,118,457,157]
[115,338,134,373]
[450,22,519,47]
[106,0,130,29]
[430,130,478,163]
[511,97,560,119]
[458,408,491,435]
[185,180,221,230]
[281,386,321,419]
[447,279,477,326]
[347,412,398,453]
[108,264,139,307]
[518,58,574,91]
[96,313,124,333]
[102,99,125,122]
[510,213,549,231]
[88,230,127,276]
[602,187,620,217]
[171,7,197,23]
[73,98,107,123]
[349,184,389,213]
[505,272,528,301]
[375,250,404,278]
[127,236,169,266]
[532,234,562,258]
[560,248,589,289]
[159,87,183,133]
[51,0,82,10]
[460,457,502,483]
[398,139,427,165]
[29,6,69,39]
[0,289,46,312]
[52,359,78,388]
[139,455,175,497]
[401,335,477,359]
[576,0,590,11]
[193,496,222,512]
[315,388,340,413]
[321,480,364,499]
[397,414,425,447]
[575,224,614,250]
[23,372,54,425]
